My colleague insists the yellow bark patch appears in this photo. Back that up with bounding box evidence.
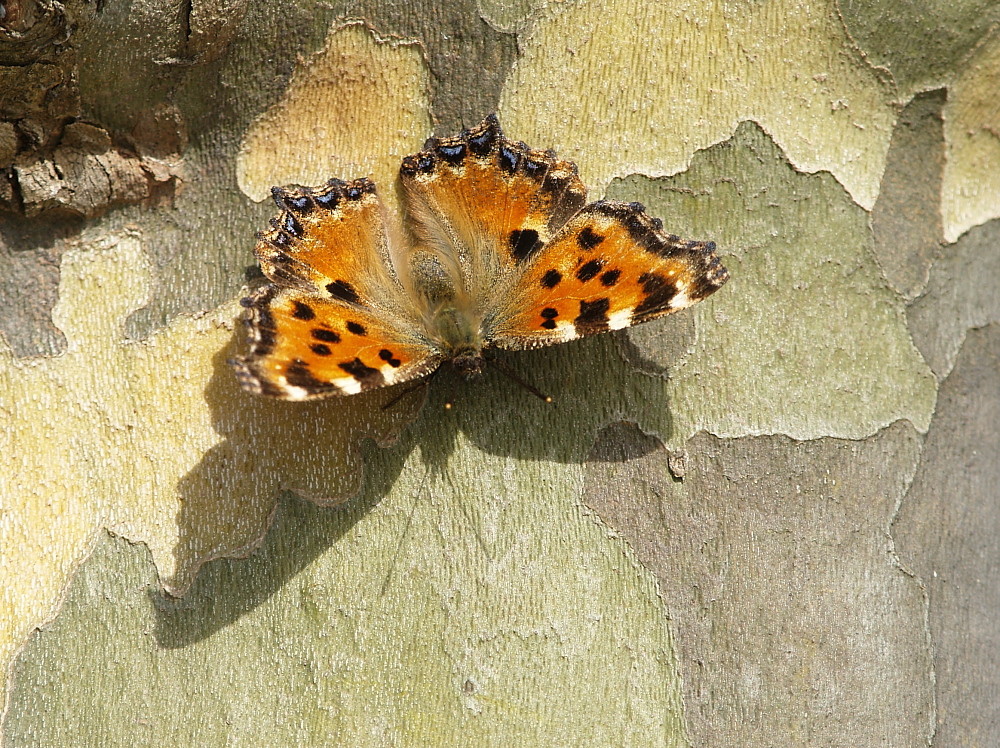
[499,0,896,210]
[237,22,432,214]
[942,32,1000,242]
[0,233,417,695]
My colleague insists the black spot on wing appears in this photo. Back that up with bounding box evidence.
[379,348,402,367]
[540,307,559,330]
[313,179,345,211]
[281,212,303,238]
[509,229,542,263]
[312,328,340,343]
[400,152,436,176]
[436,142,466,165]
[326,280,360,305]
[576,258,605,282]
[523,156,548,181]
[498,145,520,173]
[292,301,315,320]
[468,115,500,156]
[310,343,332,356]
[633,272,679,320]
[348,178,375,199]
[577,226,604,250]
[599,269,621,287]
[285,193,313,214]
[271,187,314,215]
[346,321,366,336]
[540,269,562,289]
[339,357,385,389]
[575,298,611,334]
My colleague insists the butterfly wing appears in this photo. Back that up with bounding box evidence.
[233,177,441,400]
[398,114,588,306]
[486,200,729,349]
[254,177,407,310]
[232,285,441,399]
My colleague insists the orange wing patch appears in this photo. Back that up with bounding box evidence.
[256,177,398,309]
[490,201,729,349]
[400,115,587,279]
[231,286,441,400]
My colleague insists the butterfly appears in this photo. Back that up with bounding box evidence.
[231,114,729,401]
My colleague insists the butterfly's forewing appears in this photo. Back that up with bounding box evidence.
[399,115,588,303]
[487,201,729,349]
[232,286,441,399]
[256,177,404,312]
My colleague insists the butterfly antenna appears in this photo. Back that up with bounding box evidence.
[488,356,553,403]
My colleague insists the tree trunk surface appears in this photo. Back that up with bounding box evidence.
[1,0,998,745]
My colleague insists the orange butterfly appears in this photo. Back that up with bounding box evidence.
[232,115,729,400]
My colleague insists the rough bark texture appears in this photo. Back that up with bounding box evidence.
[2,0,999,745]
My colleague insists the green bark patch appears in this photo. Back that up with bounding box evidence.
[871,90,946,300]
[838,0,1000,99]
[0,215,79,357]
[607,123,937,443]
[6,430,688,745]
[339,0,517,131]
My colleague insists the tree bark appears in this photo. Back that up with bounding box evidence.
[2,0,998,745]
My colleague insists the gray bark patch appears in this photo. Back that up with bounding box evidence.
[893,323,1000,746]
[584,421,932,746]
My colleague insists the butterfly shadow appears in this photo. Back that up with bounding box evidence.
[411,332,677,468]
[154,336,421,648]
[154,326,677,648]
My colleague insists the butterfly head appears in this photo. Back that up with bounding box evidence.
[448,348,484,380]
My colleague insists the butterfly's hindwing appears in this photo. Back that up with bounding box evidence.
[232,286,441,400]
